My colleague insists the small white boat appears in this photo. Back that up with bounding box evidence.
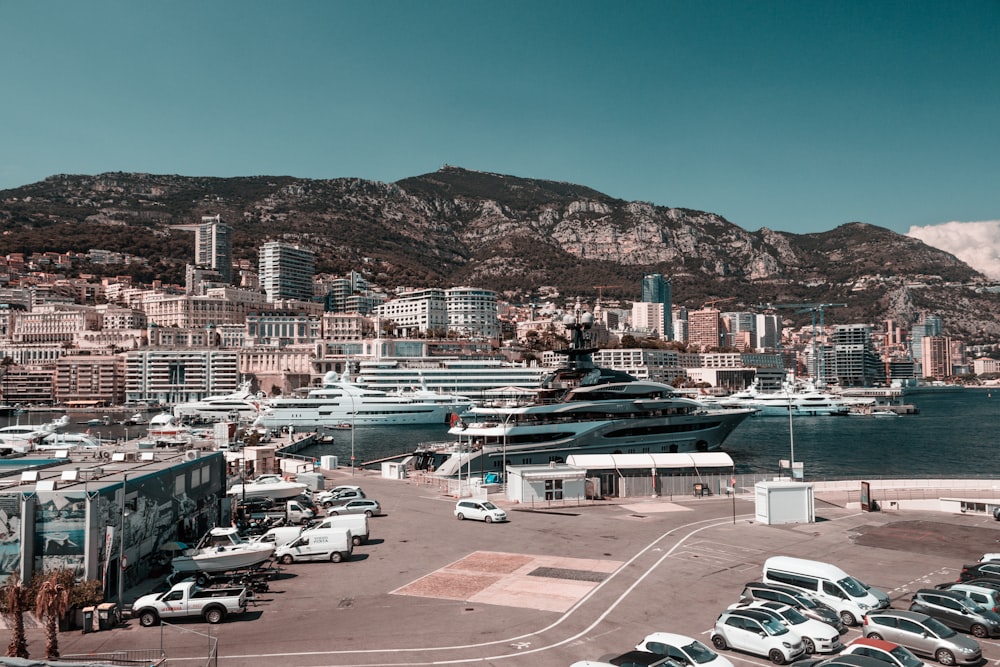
[0,415,71,453]
[37,432,101,450]
[227,474,307,501]
[170,526,275,574]
[128,413,147,425]
[147,412,191,439]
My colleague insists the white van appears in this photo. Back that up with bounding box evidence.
[252,525,304,548]
[307,514,369,545]
[762,556,888,626]
[275,527,353,564]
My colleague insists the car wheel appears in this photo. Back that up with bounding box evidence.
[935,649,956,666]
[139,610,159,627]
[323,501,332,508]
[711,635,727,651]
[204,607,224,624]
[330,511,339,516]
[280,554,294,565]
[803,638,816,654]
[330,551,343,563]
[840,610,857,626]
[865,632,882,640]
[485,516,493,523]
[971,623,989,638]
[768,649,786,665]
[352,535,362,546]
[456,513,465,520]
[365,510,373,517]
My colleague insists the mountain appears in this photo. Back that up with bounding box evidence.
[1,166,998,342]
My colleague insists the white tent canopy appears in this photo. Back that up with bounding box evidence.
[564,452,734,470]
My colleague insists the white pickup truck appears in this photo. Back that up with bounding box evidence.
[131,580,248,626]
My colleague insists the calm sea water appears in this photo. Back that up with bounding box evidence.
[15,389,999,480]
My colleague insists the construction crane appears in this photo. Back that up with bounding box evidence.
[702,297,737,309]
[593,285,621,301]
[756,303,847,385]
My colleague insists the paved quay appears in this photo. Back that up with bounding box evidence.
[44,470,1000,667]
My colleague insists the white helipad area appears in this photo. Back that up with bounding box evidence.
[392,550,624,612]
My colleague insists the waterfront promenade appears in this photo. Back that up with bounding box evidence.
[28,462,1000,667]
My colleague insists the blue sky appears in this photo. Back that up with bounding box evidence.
[1,1,997,237]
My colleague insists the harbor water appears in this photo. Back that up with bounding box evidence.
[9,389,999,481]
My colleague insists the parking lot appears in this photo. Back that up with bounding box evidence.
[51,471,1000,667]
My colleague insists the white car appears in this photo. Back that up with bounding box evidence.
[454,499,508,523]
[635,632,734,667]
[712,608,806,665]
[731,601,843,654]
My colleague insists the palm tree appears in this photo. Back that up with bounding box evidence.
[34,575,69,659]
[1,572,28,658]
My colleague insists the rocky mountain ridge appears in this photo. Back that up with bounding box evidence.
[1,166,998,342]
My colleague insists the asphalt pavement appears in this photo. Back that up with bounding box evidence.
[44,469,1000,667]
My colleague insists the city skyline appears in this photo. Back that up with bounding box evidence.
[1,1,996,248]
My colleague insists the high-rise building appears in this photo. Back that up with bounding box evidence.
[259,242,315,303]
[910,314,943,361]
[688,308,722,351]
[754,313,782,350]
[921,335,953,379]
[640,274,672,340]
[173,215,233,283]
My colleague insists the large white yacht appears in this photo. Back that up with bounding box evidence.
[172,381,266,423]
[411,306,754,479]
[259,372,475,429]
[721,379,851,416]
[0,415,71,454]
[354,358,553,403]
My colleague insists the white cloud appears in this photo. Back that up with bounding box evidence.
[907,220,1000,280]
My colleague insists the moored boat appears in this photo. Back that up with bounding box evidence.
[409,303,754,479]
[170,526,275,574]
[227,474,308,501]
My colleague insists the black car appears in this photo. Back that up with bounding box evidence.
[958,562,1000,582]
[741,581,845,632]
[909,588,1000,638]
[598,651,684,667]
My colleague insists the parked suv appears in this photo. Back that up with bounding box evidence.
[957,561,1000,582]
[741,582,845,632]
[731,601,843,654]
[454,499,508,523]
[862,609,981,665]
[711,608,806,665]
[934,582,1000,613]
[908,589,1000,638]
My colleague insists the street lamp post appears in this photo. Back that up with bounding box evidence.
[117,474,128,604]
[349,394,356,476]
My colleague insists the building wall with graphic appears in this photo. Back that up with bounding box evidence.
[0,454,226,597]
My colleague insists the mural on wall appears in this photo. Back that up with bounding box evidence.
[0,495,22,582]
[34,492,87,576]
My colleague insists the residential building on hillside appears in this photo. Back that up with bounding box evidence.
[641,273,672,340]
[688,307,723,350]
[54,353,126,406]
[172,214,233,283]
[124,349,240,405]
[259,242,315,302]
[11,305,101,345]
[630,302,665,338]
[376,288,447,336]
[246,311,321,348]
[921,335,953,379]
[831,324,885,386]
[445,287,501,341]
[142,287,267,328]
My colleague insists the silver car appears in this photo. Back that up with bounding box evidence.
[862,610,981,666]
[324,498,382,517]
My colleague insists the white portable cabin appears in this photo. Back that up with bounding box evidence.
[754,480,815,525]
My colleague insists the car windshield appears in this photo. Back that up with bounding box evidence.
[779,607,809,624]
[922,616,957,637]
[760,617,789,636]
[790,592,819,609]
[838,576,868,598]
[682,640,718,664]
[889,646,924,667]
[481,501,498,510]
